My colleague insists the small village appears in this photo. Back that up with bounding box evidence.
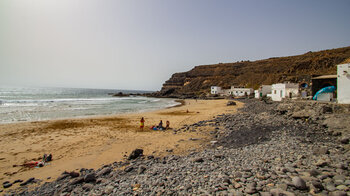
[210,63,350,104]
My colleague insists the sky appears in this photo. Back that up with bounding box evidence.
[1,0,350,91]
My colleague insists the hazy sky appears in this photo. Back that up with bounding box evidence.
[1,0,350,91]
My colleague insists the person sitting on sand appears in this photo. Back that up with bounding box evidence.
[140,117,145,130]
[158,120,163,130]
[165,120,170,130]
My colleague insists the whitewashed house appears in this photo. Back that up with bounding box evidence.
[211,86,222,95]
[337,63,350,104]
[267,83,299,101]
[229,86,254,97]
[254,85,272,98]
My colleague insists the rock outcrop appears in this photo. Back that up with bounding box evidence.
[157,46,350,97]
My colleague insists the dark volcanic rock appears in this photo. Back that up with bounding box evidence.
[20,177,35,186]
[3,182,12,189]
[84,173,96,183]
[128,149,143,160]
[69,171,80,178]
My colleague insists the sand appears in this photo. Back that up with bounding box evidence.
[0,99,242,189]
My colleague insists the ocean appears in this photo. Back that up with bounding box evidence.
[0,86,179,124]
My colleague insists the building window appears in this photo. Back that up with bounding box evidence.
[274,90,276,94]
[280,90,283,97]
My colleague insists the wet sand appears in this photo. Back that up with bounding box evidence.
[0,99,242,190]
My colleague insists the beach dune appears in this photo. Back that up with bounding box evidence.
[0,99,242,190]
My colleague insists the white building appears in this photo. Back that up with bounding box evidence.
[229,87,254,97]
[267,83,299,101]
[211,86,222,95]
[337,63,350,104]
[255,85,272,98]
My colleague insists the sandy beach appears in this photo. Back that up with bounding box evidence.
[0,99,242,190]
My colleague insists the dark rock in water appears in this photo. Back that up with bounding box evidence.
[97,167,111,177]
[112,92,130,97]
[69,171,80,178]
[128,149,144,160]
[84,173,96,183]
[3,182,12,188]
[292,177,307,190]
[20,177,35,186]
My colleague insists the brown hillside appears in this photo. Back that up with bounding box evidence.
[158,46,350,97]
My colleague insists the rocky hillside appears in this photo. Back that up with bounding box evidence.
[158,46,350,97]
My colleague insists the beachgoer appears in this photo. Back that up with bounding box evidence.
[140,117,145,130]
[165,120,170,130]
[23,161,44,168]
[158,120,163,130]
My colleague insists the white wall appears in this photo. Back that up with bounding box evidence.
[318,93,333,102]
[254,90,260,99]
[211,86,222,94]
[270,83,299,101]
[338,64,350,104]
[230,87,254,97]
[270,83,285,101]
[261,85,272,96]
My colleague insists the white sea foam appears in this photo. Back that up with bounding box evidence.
[0,87,174,124]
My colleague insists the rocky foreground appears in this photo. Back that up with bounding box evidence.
[4,99,350,196]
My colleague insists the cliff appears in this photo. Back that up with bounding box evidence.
[157,46,350,98]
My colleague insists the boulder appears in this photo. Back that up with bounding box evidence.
[128,149,143,160]
[292,177,307,190]
[84,173,96,183]
[227,101,237,106]
[97,167,112,177]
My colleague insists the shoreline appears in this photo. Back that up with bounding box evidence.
[0,99,243,192]
[0,97,183,125]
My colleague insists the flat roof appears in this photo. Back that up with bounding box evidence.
[312,75,337,79]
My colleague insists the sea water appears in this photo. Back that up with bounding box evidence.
[0,86,179,124]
